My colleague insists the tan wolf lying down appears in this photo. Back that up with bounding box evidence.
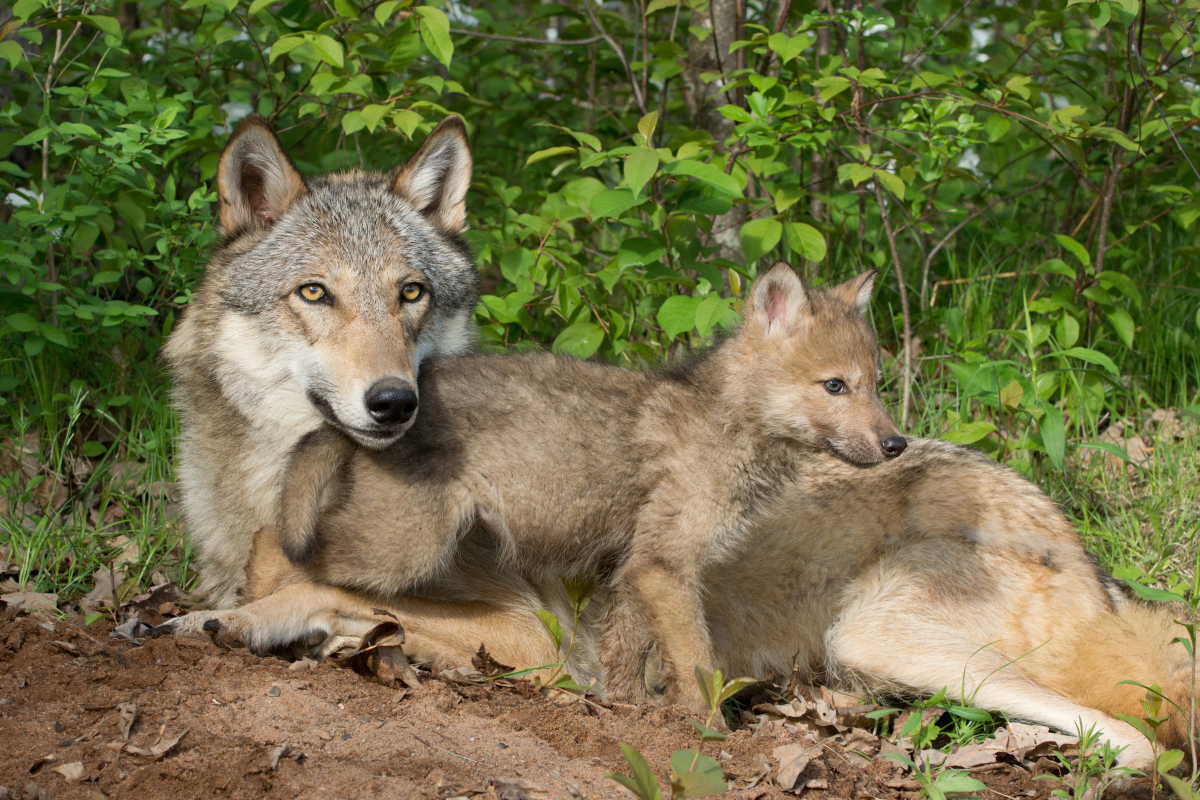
[169,438,1192,770]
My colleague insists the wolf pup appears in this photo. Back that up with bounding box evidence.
[163,113,479,609]
[226,262,906,714]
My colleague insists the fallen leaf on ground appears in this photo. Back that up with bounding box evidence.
[113,727,188,759]
[333,614,421,689]
[268,744,304,770]
[117,702,137,740]
[51,762,83,782]
[1,592,59,615]
[774,741,820,790]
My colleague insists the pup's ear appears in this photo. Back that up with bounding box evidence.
[391,115,472,234]
[837,269,878,312]
[217,114,307,235]
[750,261,807,336]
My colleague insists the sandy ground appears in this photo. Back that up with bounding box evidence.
[0,614,1152,800]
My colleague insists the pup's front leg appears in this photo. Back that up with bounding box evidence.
[615,555,715,715]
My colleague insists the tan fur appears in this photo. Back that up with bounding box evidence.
[179,440,1192,769]
[190,264,902,714]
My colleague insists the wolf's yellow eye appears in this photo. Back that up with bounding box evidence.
[298,284,326,303]
[401,283,425,302]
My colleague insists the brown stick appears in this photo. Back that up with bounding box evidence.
[874,182,912,429]
[449,28,604,46]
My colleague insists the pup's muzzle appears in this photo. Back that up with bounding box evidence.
[881,435,907,459]
[365,379,418,425]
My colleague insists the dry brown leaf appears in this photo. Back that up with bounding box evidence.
[743,752,772,789]
[268,744,304,770]
[774,741,820,791]
[1,591,59,615]
[51,761,84,782]
[120,727,188,759]
[333,617,421,689]
[117,702,137,741]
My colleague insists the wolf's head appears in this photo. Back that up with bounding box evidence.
[731,261,906,465]
[173,114,478,448]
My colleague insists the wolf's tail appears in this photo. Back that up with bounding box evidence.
[1061,597,1196,756]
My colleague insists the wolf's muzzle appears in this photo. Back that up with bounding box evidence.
[365,379,418,425]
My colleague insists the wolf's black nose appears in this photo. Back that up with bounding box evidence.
[365,381,418,425]
[881,435,907,458]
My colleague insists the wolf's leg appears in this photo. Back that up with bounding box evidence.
[620,556,714,714]
[826,562,1155,770]
[599,586,660,704]
[162,582,560,671]
[277,427,356,564]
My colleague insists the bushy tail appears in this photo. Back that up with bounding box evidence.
[277,427,356,564]
[1061,598,1196,755]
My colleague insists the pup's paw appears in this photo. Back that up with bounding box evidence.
[151,609,244,642]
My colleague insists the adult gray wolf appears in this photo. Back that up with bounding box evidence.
[169,262,908,715]
[163,113,479,609]
[171,440,1190,771]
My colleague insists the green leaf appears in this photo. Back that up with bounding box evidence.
[1123,579,1186,604]
[416,6,453,66]
[392,109,421,137]
[662,160,742,197]
[1105,308,1135,349]
[552,322,604,358]
[1005,75,1032,100]
[590,189,639,219]
[933,770,986,794]
[669,751,727,797]
[534,608,564,651]
[946,705,993,722]
[985,116,1011,142]
[784,222,826,261]
[637,111,658,142]
[694,295,732,337]
[6,313,38,333]
[910,71,952,90]
[526,146,576,166]
[943,420,997,445]
[0,41,25,70]
[342,111,366,134]
[1163,774,1200,800]
[607,743,664,800]
[1037,400,1065,470]
[689,718,728,742]
[1051,346,1118,376]
[1115,713,1155,741]
[269,35,304,62]
[625,148,659,199]
[248,0,273,13]
[563,576,593,614]
[82,15,122,36]
[814,75,852,102]
[768,31,811,64]
[374,0,400,23]
[15,127,51,146]
[645,0,679,15]
[717,676,757,704]
[657,295,702,340]
[740,218,782,264]
[1157,749,1185,775]
[1054,233,1091,266]
[837,162,875,187]
[1035,258,1075,278]
[358,103,391,134]
[874,169,905,200]
[309,34,344,68]
[13,0,45,21]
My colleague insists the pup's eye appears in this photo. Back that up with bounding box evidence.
[823,379,845,394]
[298,284,327,303]
[400,283,425,302]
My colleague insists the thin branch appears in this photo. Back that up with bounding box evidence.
[1134,30,1200,183]
[449,28,603,46]
[757,0,793,75]
[874,181,912,429]
[893,0,974,83]
[579,0,648,114]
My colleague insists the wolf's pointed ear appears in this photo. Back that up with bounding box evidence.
[391,115,472,234]
[750,261,807,336]
[217,115,307,235]
[837,269,878,312]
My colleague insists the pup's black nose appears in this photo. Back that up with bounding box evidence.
[365,381,418,425]
[881,435,907,458]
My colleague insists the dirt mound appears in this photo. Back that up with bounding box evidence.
[0,616,1115,799]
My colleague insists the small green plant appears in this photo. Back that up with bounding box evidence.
[1034,721,1139,799]
[606,666,754,799]
[482,576,595,692]
[881,751,986,800]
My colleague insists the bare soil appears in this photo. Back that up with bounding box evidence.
[0,615,1151,800]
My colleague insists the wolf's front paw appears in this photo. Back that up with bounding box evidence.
[151,610,242,642]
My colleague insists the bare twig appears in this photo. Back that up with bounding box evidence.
[893,0,974,82]
[874,182,912,428]
[756,0,794,75]
[450,28,603,46]
[579,0,648,114]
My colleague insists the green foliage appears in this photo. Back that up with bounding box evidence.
[607,667,748,798]
[1036,721,1141,798]
[881,752,986,800]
